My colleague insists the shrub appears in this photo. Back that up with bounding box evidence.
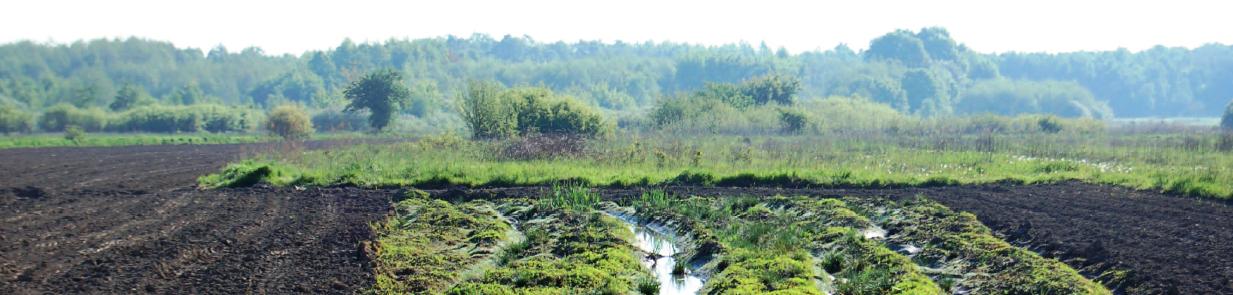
[108,104,259,133]
[957,79,1113,119]
[778,108,808,134]
[39,104,107,132]
[460,82,610,139]
[459,81,517,139]
[0,105,34,134]
[266,104,314,140]
[64,125,86,142]
[311,108,369,132]
[1038,116,1064,133]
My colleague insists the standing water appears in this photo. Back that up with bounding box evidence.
[616,215,704,295]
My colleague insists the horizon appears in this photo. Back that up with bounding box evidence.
[3,0,1231,56]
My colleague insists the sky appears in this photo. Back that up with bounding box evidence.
[2,0,1230,56]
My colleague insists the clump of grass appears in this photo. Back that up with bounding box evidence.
[636,275,660,295]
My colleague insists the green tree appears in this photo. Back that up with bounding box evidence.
[866,30,930,67]
[171,83,206,105]
[0,103,33,134]
[110,84,151,111]
[343,69,411,131]
[916,27,960,62]
[901,69,943,114]
[741,75,801,105]
[266,104,314,140]
[459,80,516,139]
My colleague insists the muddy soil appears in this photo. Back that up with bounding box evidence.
[440,184,1233,294]
[0,143,395,294]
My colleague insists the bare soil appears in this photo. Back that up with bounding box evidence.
[0,143,395,294]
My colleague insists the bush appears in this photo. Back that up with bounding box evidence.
[1037,116,1064,133]
[311,108,369,132]
[108,104,259,133]
[39,104,107,132]
[460,82,610,139]
[957,79,1113,119]
[0,105,34,134]
[266,104,314,140]
[778,108,808,134]
[64,125,86,142]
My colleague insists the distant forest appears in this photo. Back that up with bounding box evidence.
[2,28,1231,121]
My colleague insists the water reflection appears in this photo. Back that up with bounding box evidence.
[623,218,704,295]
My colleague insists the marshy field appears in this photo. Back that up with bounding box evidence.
[4,123,1233,294]
[4,18,1233,295]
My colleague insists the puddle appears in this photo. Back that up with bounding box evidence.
[862,226,887,240]
[612,213,704,295]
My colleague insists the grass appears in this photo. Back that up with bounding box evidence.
[201,132,1233,200]
[370,195,513,294]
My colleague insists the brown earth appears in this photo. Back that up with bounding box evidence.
[0,143,395,294]
[3,142,1232,294]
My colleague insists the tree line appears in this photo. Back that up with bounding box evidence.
[2,28,1233,135]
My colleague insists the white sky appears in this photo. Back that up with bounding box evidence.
[2,0,1230,56]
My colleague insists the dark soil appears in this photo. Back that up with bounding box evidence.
[0,143,395,294]
[438,184,1233,294]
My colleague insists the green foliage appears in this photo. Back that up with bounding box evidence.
[958,79,1113,118]
[901,69,949,116]
[1037,116,1064,133]
[266,104,314,140]
[39,104,107,132]
[459,80,516,139]
[205,130,1233,200]
[108,104,259,133]
[109,84,152,111]
[343,69,412,131]
[170,83,208,105]
[778,108,808,134]
[740,75,801,105]
[250,69,327,107]
[63,125,86,142]
[2,32,1232,120]
[460,82,610,139]
[310,108,369,132]
[866,30,931,67]
[0,104,34,134]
